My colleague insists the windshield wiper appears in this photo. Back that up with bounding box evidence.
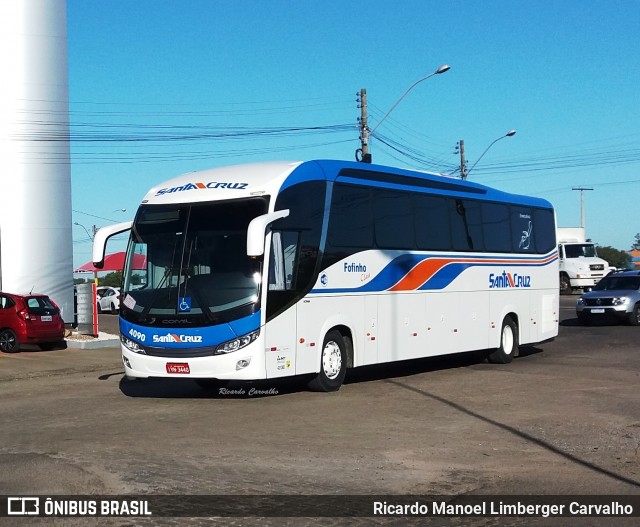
[139,265,175,318]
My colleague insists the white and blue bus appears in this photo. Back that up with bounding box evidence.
[93,160,559,392]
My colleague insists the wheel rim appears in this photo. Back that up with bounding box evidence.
[322,340,342,380]
[502,325,514,355]
[0,331,16,351]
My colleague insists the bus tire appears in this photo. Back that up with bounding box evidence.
[308,330,347,392]
[488,316,518,364]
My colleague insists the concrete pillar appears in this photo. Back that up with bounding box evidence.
[0,0,74,321]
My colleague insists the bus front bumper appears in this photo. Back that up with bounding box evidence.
[121,341,266,380]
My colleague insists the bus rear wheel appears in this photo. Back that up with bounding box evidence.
[308,330,347,392]
[488,316,518,364]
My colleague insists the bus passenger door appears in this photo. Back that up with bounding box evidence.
[264,232,297,379]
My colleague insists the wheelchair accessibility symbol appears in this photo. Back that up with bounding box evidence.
[178,297,192,313]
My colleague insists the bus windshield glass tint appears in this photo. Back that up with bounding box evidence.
[121,197,268,322]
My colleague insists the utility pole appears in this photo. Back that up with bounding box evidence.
[572,187,593,229]
[74,222,97,242]
[356,65,450,164]
[457,140,467,180]
[357,88,371,163]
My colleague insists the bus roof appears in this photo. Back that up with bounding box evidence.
[140,160,553,209]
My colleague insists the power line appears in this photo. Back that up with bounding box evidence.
[13,96,640,177]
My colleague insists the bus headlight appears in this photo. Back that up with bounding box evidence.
[121,335,146,354]
[215,329,260,355]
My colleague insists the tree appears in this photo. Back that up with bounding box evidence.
[97,271,143,287]
[99,271,123,287]
[596,246,632,269]
[633,233,640,250]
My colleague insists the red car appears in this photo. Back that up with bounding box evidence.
[0,292,65,352]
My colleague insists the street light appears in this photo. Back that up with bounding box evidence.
[358,64,450,163]
[74,222,96,241]
[464,130,516,180]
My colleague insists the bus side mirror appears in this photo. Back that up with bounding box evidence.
[92,221,133,268]
[247,210,290,258]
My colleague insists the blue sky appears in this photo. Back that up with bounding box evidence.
[67,0,639,267]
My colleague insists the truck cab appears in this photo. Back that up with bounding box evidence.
[557,227,610,295]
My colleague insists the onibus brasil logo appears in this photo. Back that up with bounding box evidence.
[489,271,531,289]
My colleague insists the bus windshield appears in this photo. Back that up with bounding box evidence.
[121,197,268,324]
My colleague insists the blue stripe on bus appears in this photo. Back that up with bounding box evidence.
[119,311,261,348]
[311,252,558,294]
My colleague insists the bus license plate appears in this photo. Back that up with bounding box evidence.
[590,308,605,314]
[166,363,190,374]
[41,315,52,322]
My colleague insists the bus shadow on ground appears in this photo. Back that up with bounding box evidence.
[116,347,543,399]
[345,347,543,385]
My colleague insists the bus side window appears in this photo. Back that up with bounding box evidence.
[534,208,556,254]
[373,189,414,249]
[450,199,483,251]
[268,231,299,291]
[511,206,535,253]
[326,184,373,248]
[482,202,511,252]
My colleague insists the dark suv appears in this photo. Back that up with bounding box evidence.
[576,270,640,326]
[0,292,65,352]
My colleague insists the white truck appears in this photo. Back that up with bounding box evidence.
[557,227,610,294]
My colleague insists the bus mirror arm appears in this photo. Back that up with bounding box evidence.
[247,210,290,257]
[92,221,133,268]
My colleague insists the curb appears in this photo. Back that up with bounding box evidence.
[65,339,120,350]
[64,332,120,350]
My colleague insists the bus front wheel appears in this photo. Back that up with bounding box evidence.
[488,316,518,364]
[308,330,347,392]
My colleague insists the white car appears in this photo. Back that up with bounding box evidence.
[97,286,120,314]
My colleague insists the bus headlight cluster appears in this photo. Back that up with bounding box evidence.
[215,329,260,355]
[121,335,146,354]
